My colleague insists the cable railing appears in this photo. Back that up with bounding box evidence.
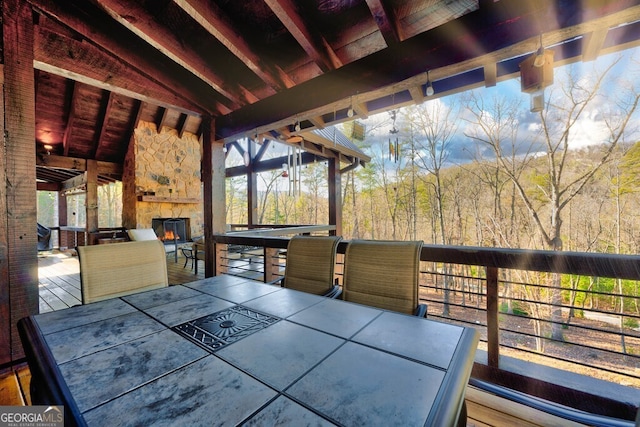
[211,235,640,421]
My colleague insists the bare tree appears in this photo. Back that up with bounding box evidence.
[403,100,462,316]
[465,56,640,341]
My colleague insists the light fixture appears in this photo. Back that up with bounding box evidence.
[43,144,53,155]
[294,121,301,132]
[347,96,354,118]
[425,71,435,97]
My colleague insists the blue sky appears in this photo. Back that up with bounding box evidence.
[358,44,640,167]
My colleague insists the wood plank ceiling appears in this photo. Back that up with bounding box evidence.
[27,0,640,186]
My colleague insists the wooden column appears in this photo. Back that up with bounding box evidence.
[486,266,500,368]
[247,140,258,227]
[58,190,68,248]
[85,160,99,238]
[202,116,226,277]
[328,158,342,236]
[1,0,38,364]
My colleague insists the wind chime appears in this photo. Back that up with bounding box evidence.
[389,110,400,163]
[284,146,303,198]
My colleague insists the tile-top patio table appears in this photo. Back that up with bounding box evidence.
[18,274,479,427]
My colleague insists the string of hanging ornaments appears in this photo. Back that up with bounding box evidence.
[389,110,400,163]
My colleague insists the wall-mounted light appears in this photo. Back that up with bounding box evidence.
[425,71,435,97]
[43,144,53,155]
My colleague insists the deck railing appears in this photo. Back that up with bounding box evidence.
[211,234,640,423]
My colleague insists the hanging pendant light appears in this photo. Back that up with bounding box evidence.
[425,71,435,97]
[347,95,354,118]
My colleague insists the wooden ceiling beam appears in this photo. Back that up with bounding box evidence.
[36,154,123,175]
[264,0,342,72]
[484,62,497,87]
[29,0,218,114]
[156,107,169,133]
[36,182,62,192]
[93,0,254,107]
[177,113,188,139]
[174,0,295,91]
[61,173,86,191]
[216,0,640,141]
[62,81,78,157]
[365,0,404,46]
[582,27,609,62]
[226,152,322,177]
[93,90,113,159]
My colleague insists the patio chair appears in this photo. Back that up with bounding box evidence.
[276,235,342,298]
[127,228,177,257]
[77,240,168,304]
[342,239,427,317]
[182,237,204,269]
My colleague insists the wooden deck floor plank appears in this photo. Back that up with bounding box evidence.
[39,277,81,306]
[0,370,24,406]
[38,286,70,312]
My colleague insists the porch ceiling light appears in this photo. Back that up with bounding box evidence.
[425,71,435,97]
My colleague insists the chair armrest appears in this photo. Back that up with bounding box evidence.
[266,277,284,287]
[414,304,428,318]
[324,285,342,299]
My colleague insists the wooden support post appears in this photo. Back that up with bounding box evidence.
[247,140,258,227]
[214,242,228,274]
[486,266,500,368]
[86,160,99,238]
[202,116,226,277]
[1,0,38,364]
[328,158,342,236]
[264,247,280,283]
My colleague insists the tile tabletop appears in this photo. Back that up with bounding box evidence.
[24,275,478,427]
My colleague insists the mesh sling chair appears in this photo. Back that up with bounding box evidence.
[342,239,427,317]
[276,235,342,298]
[77,240,169,304]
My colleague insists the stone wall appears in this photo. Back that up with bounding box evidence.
[122,121,204,238]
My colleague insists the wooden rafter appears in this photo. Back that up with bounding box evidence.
[92,90,113,159]
[174,0,295,91]
[93,0,254,107]
[177,113,188,139]
[264,0,342,72]
[156,107,169,133]
[29,0,215,115]
[62,81,78,157]
[365,0,404,46]
[582,27,609,62]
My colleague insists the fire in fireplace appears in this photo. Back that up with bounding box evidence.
[151,218,191,243]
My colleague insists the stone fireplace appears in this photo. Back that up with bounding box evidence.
[122,121,204,239]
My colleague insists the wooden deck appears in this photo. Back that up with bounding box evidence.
[37,249,206,312]
[0,250,591,426]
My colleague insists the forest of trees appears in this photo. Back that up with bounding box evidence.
[228,53,640,259]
